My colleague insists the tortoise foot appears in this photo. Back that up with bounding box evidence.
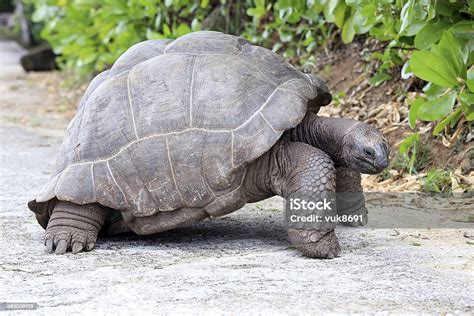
[44,202,106,254]
[288,229,341,259]
[45,226,98,254]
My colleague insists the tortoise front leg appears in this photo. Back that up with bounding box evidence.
[336,167,368,226]
[276,142,340,259]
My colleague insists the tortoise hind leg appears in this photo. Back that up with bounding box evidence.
[45,202,107,254]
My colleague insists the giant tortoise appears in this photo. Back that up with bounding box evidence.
[28,31,389,258]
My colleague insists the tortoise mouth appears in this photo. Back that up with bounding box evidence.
[351,142,389,174]
[353,156,379,174]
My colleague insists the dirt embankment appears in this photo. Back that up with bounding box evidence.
[313,41,472,192]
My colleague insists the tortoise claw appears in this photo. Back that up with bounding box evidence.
[45,239,54,253]
[55,240,68,254]
[86,243,95,252]
[72,242,84,254]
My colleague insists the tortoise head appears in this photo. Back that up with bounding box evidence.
[342,123,390,174]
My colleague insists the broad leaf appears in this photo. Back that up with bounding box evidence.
[417,91,457,121]
[451,21,474,39]
[438,31,468,76]
[433,107,462,135]
[342,15,355,44]
[399,0,414,34]
[459,92,474,106]
[410,51,459,87]
[423,82,447,97]
[467,79,474,92]
[461,101,474,121]
[409,97,425,128]
[333,3,347,28]
[414,21,449,50]
[323,0,340,23]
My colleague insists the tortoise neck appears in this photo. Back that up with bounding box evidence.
[289,113,358,166]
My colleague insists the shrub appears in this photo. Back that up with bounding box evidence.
[28,0,219,75]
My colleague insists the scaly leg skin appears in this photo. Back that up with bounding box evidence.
[335,167,368,227]
[280,142,341,259]
[45,202,107,254]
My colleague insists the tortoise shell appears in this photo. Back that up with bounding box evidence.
[29,31,331,227]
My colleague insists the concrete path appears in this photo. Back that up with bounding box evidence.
[0,41,472,314]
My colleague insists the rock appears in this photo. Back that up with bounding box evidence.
[20,46,57,72]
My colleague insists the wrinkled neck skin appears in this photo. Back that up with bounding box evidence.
[288,112,359,167]
[243,139,290,202]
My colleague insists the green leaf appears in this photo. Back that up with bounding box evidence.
[323,0,340,23]
[459,92,474,106]
[451,21,474,38]
[279,31,293,42]
[146,29,162,40]
[466,67,474,92]
[461,101,474,121]
[468,67,474,81]
[162,24,171,37]
[433,107,462,135]
[191,18,201,31]
[399,133,419,154]
[423,83,447,97]
[368,72,391,87]
[409,97,425,129]
[200,0,209,8]
[410,51,459,88]
[417,91,457,121]
[467,79,474,92]
[414,22,449,50]
[174,23,191,37]
[333,3,347,28]
[341,15,355,44]
[437,31,468,76]
[399,0,414,34]
[435,0,463,16]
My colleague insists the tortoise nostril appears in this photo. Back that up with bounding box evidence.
[364,147,375,158]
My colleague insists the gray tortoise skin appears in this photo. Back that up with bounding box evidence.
[28,31,389,258]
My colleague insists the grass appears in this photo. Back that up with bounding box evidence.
[422,169,452,194]
[391,141,431,175]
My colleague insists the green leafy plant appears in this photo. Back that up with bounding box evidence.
[422,168,452,193]
[393,132,430,174]
[408,30,473,135]
[28,0,218,76]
